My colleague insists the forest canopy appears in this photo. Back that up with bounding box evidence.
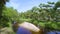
[0,0,60,31]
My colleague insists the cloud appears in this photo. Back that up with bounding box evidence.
[10,2,20,9]
[6,0,20,9]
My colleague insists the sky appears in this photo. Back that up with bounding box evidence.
[6,0,58,12]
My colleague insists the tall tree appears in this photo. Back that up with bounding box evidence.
[0,0,9,28]
[1,7,19,27]
[0,0,9,18]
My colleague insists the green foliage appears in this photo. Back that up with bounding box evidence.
[0,7,19,27]
[0,0,9,28]
[19,1,60,31]
[0,0,9,18]
[0,0,60,32]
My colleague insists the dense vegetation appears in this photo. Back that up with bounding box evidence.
[0,0,60,33]
[19,1,60,31]
[0,0,9,28]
